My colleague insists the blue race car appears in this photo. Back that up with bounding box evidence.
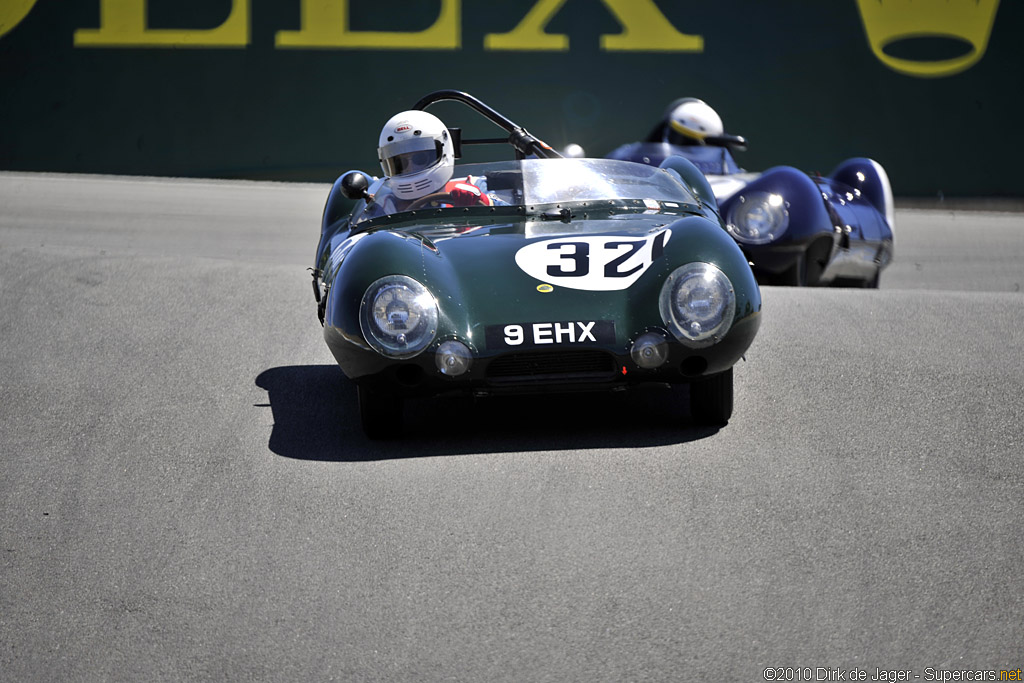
[608,98,894,287]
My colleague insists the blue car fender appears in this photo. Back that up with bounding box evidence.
[828,157,895,231]
[720,165,836,245]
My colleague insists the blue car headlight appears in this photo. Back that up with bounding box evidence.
[726,192,789,244]
[359,275,438,358]
[659,263,736,347]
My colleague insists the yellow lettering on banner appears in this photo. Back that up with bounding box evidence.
[855,0,1000,77]
[74,0,249,48]
[600,0,703,51]
[485,0,702,52]
[276,0,459,50]
[1,0,40,40]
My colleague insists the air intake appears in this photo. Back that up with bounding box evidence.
[486,350,617,384]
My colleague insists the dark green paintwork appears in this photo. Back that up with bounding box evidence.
[316,158,761,394]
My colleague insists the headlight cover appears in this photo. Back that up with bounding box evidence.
[659,263,736,347]
[359,275,438,358]
[726,192,789,244]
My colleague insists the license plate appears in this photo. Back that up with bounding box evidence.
[485,320,615,349]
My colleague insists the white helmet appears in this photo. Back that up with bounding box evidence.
[377,110,455,200]
[666,98,724,145]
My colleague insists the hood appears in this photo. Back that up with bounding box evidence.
[326,210,755,356]
[420,214,687,349]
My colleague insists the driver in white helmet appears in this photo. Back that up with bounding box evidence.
[374,110,491,214]
[611,97,743,176]
[662,98,724,146]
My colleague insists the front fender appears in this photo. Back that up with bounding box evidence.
[324,230,438,334]
[829,157,895,231]
[720,166,835,244]
[658,155,718,214]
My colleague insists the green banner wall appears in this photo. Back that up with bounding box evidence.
[2,1,1021,197]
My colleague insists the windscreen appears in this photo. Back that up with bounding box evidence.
[350,157,697,226]
[520,158,697,206]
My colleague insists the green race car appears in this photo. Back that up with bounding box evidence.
[312,91,761,438]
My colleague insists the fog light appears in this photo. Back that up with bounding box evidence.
[435,340,473,376]
[630,332,669,369]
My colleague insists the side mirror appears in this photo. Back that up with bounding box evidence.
[340,171,370,200]
[448,127,463,159]
[705,134,748,152]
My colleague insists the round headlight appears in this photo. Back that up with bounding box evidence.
[359,275,438,358]
[659,263,736,347]
[726,192,789,244]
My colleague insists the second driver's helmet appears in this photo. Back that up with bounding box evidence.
[665,98,724,145]
[378,110,455,200]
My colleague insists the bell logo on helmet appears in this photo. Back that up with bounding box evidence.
[395,125,411,133]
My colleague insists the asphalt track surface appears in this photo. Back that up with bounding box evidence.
[1,173,1022,681]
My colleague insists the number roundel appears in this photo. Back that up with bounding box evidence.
[514,229,670,291]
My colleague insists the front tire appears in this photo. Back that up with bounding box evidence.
[358,385,401,439]
[777,255,807,286]
[689,367,734,426]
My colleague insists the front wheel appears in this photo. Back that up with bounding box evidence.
[358,385,402,439]
[689,367,734,426]
[776,255,807,286]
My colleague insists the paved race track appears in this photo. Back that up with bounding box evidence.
[2,173,1022,681]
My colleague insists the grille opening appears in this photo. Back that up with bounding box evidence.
[486,350,617,383]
